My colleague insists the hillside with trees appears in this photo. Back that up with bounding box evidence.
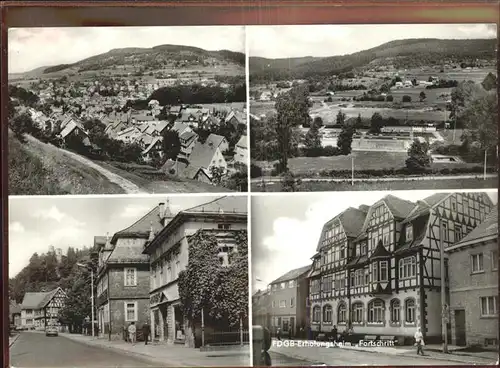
[250,38,497,81]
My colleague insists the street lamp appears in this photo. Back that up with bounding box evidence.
[77,262,94,338]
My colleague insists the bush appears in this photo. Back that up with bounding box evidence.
[402,95,412,103]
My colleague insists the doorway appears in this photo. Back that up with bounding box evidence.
[454,309,466,346]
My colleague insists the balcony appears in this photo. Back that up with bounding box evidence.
[369,281,392,296]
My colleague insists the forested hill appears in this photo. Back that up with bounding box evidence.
[249,38,497,81]
[9,246,96,304]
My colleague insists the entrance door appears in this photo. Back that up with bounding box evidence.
[454,310,466,346]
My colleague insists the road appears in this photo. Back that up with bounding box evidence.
[269,346,469,366]
[10,332,155,367]
[61,148,145,194]
[251,173,497,184]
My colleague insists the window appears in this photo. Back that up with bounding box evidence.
[372,263,378,282]
[480,296,498,317]
[312,306,321,323]
[352,303,363,323]
[338,304,347,324]
[390,299,401,323]
[451,197,457,212]
[340,246,346,259]
[279,300,286,308]
[323,305,333,323]
[380,261,388,282]
[124,268,137,286]
[290,297,295,308]
[406,225,413,241]
[455,227,462,242]
[288,280,295,288]
[218,224,231,230]
[368,300,385,323]
[124,302,137,322]
[399,257,417,279]
[280,283,286,289]
[405,299,415,323]
[492,251,498,271]
[472,253,484,273]
[272,301,276,308]
[361,243,367,255]
[441,221,448,242]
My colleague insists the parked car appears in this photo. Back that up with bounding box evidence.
[45,326,58,337]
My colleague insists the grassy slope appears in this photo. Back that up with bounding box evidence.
[252,177,497,192]
[9,134,124,195]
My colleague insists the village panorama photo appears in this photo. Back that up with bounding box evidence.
[248,24,498,192]
[8,195,250,367]
[8,26,249,195]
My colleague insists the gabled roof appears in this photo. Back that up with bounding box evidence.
[110,205,164,244]
[452,206,498,249]
[21,288,63,310]
[383,195,416,219]
[370,240,392,259]
[206,133,227,149]
[187,141,221,170]
[60,120,87,139]
[317,207,367,251]
[179,130,197,142]
[171,122,190,134]
[142,137,162,155]
[271,264,311,284]
[236,135,248,149]
[183,196,247,215]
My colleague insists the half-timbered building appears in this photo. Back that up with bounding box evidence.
[308,193,493,344]
[20,287,67,331]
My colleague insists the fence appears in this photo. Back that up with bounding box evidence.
[206,329,250,346]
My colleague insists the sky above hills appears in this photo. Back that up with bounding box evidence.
[248,23,497,58]
[251,190,497,293]
[8,195,236,278]
[8,26,246,74]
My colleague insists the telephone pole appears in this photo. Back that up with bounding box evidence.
[440,222,449,353]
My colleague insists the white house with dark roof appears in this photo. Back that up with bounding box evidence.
[20,287,67,330]
[178,131,199,160]
[142,136,164,163]
[234,135,248,165]
[95,203,169,340]
[206,133,229,153]
[446,205,498,347]
[143,196,247,347]
[308,192,493,345]
[178,139,228,183]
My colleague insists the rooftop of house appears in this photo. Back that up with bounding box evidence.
[270,264,312,284]
[452,205,498,248]
[21,288,61,310]
[110,205,164,244]
[236,135,248,149]
[183,196,247,215]
[206,133,227,148]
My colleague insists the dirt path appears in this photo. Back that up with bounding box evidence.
[61,149,146,194]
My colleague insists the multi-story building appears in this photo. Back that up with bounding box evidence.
[308,193,493,344]
[447,205,498,347]
[143,196,247,347]
[95,202,172,339]
[20,287,67,330]
[269,265,311,338]
[252,289,271,330]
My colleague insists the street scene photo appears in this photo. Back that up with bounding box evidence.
[8,195,250,367]
[248,24,498,192]
[8,26,248,195]
[252,190,498,365]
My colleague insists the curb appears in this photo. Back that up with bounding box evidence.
[270,346,497,365]
[9,334,20,347]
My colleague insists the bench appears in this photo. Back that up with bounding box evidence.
[380,335,398,345]
[364,335,378,342]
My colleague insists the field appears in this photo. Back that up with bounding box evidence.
[251,100,450,122]
[252,177,497,192]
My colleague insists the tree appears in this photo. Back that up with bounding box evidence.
[337,123,355,155]
[304,119,322,152]
[449,81,487,123]
[370,112,384,134]
[336,110,346,126]
[8,113,41,143]
[274,86,311,172]
[162,130,181,160]
[59,267,92,333]
[405,139,431,172]
[312,116,323,128]
[281,171,301,192]
[386,95,394,102]
[419,91,426,102]
[402,95,412,103]
[209,166,226,186]
[481,72,497,92]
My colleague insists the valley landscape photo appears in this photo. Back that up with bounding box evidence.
[248,24,498,192]
[8,27,248,195]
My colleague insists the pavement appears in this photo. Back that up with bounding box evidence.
[60,332,251,367]
[9,333,21,347]
[269,338,498,366]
